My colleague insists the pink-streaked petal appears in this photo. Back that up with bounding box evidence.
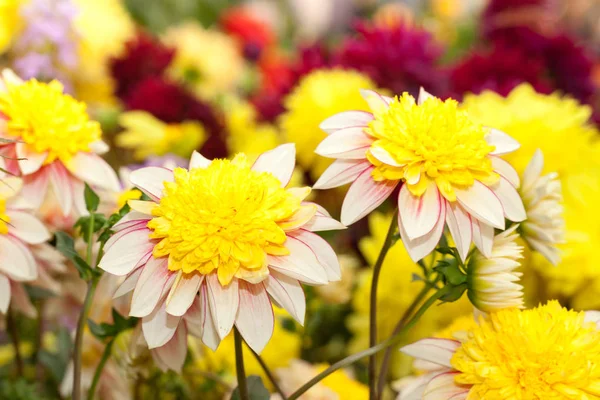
[71,179,86,216]
[418,87,435,105]
[360,89,392,112]
[111,213,151,232]
[313,159,370,190]
[89,140,109,155]
[279,204,317,232]
[445,203,472,262]
[151,324,188,373]
[303,212,346,232]
[104,220,150,251]
[129,167,174,202]
[491,177,526,222]
[315,127,373,159]
[423,372,468,400]
[400,338,460,368]
[268,236,328,285]
[198,284,220,350]
[142,301,181,349]
[113,267,143,299]
[491,156,520,188]
[398,183,442,240]
[16,143,47,175]
[68,152,120,192]
[341,166,398,226]
[206,273,239,339]
[0,274,10,313]
[21,169,50,210]
[265,271,305,324]
[235,281,274,354]
[251,143,295,187]
[48,162,74,216]
[472,219,494,257]
[522,149,544,192]
[183,297,202,337]
[130,258,172,318]
[291,230,341,281]
[0,235,37,281]
[320,111,373,134]
[166,273,203,317]
[100,228,154,276]
[486,128,520,155]
[399,200,446,262]
[455,181,505,229]
[189,151,211,169]
[6,210,50,244]
[396,372,438,400]
[369,143,403,167]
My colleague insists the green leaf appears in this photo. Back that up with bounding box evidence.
[54,231,93,280]
[440,283,468,303]
[231,376,270,400]
[434,258,467,286]
[88,319,117,340]
[84,183,100,212]
[435,247,455,255]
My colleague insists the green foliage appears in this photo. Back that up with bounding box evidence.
[84,183,100,212]
[54,231,94,281]
[231,376,270,400]
[88,309,138,341]
[0,379,48,400]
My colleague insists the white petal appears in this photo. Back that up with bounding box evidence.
[0,235,37,281]
[360,89,392,112]
[129,167,174,202]
[6,211,50,244]
[315,127,373,159]
[491,156,520,188]
[486,128,520,155]
[584,311,600,329]
[90,140,109,155]
[418,87,435,105]
[11,282,36,317]
[398,183,442,240]
[369,144,403,167]
[68,152,120,192]
[0,274,10,313]
[399,200,446,262]
[16,143,47,175]
[100,228,154,276]
[206,273,239,339]
[166,273,203,317]
[290,230,340,281]
[265,271,305,325]
[395,372,438,400]
[48,162,74,216]
[455,181,505,229]
[21,170,49,210]
[491,177,526,222]
[252,143,296,187]
[113,267,143,298]
[400,338,460,368]
[423,372,468,400]
[189,151,211,169]
[130,258,172,318]
[268,236,329,285]
[198,284,220,350]
[320,111,373,134]
[472,219,494,257]
[235,281,274,354]
[151,324,188,373]
[445,203,472,262]
[303,213,346,232]
[142,301,181,349]
[313,159,370,190]
[340,166,398,225]
[522,149,544,192]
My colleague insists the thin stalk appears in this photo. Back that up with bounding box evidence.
[234,328,250,400]
[250,348,287,399]
[288,286,450,400]
[368,208,398,399]
[6,307,23,376]
[88,338,114,400]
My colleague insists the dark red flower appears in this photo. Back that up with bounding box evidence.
[220,7,275,62]
[110,32,175,99]
[335,21,447,97]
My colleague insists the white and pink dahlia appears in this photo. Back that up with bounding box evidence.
[314,88,526,262]
[99,144,344,354]
[0,70,120,216]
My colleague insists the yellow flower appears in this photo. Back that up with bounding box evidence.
[433,315,478,342]
[162,22,245,101]
[117,111,207,160]
[280,68,377,179]
[0,0,21,54]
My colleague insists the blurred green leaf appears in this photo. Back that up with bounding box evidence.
[84,183,100,212]
[54,231,92,280]
[231,376,269,400]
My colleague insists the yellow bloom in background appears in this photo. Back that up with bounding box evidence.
[348,212,471,378]
[280,68,377,179]
[224,97,281,162]
[162,22,245,101]
[72,0,135,106]
[116,111,207,160]
[0,0,21,54]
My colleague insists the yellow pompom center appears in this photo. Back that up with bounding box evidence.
[148,154,302,286]
[366,94,498,201]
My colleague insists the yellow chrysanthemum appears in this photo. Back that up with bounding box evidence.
[452,301,600,399]
[0,78,101,165]
[280,68,377,179]
[162,22,245,101]
[348,212,471,377]
[72,0,135,106]
[116,111,207,160]
[0,0,21,55]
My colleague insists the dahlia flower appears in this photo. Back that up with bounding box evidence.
[0,177,51,315]
[400,301,600,399]
[315,88,526,262]
[99,144,344,353]
[519,149,564,265]
[0,70,120,215]
[467,225,524,312]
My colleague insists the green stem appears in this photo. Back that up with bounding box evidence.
[234,328,250,400]
[368,208,398,400]
[287,286,451,400]
[250,348,287,399]
[88,338,114,400]
[6,307,23,377]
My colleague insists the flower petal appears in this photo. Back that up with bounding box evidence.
[235,281,274,354]
[369,143,403,167]
[129,167,174,202]
[491,177,526,222]
[206,273,239,339]
[113,267,143,299]
[21,170,49,210]
[418,87,435,105]
[423,372,468,400]
[48,162,74,216]
[268,236,329,285]
[315,127,373,159]
[341,166,398,226]
[198,284,221,350]
[6,210,50,244]
[486,128,520,155]
[320,111,373,134]
[142,301,181,349]
[399,199,446,262]
[67,152,120,192]
[472,219,494,257]
[291,229,341,281]
[166,273,203,317]
[252,143,296,187]
[445,203,472,262]
[360,89,392,112]
[189,151,211,169]
[0,235,37,281]
[455,181,505,229]
[491,156,520,188]
[265,271,305,325]
[522,149,544,193]
[400,338,460,368]
[0,274,10,313]
[398,183,442,240]
[90,140,109,155]
[279,204,318,232]
[16,143,47,175]
[151,324,188,373]
[100,227,154,276]
[130,258,173,318]
[313,159,371,190]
